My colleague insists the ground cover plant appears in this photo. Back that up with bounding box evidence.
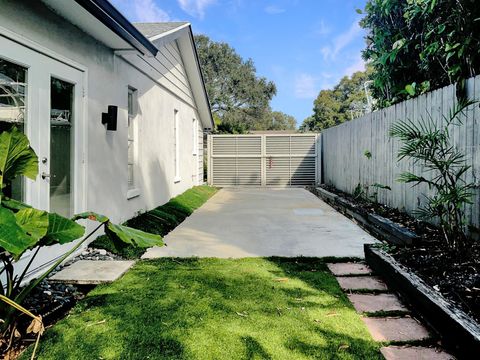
[23,258,381,360]
[91,186,218,259]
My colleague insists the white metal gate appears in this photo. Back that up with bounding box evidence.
[207,134,318,187]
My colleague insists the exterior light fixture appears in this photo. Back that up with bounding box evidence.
[102,105,118,131]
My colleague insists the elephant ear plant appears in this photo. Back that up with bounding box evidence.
[0,127,164,343]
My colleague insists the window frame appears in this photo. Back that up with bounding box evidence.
[174,109,181,183]
[0,56,28,202]
[127,86,140,199]
[192,118,198,156]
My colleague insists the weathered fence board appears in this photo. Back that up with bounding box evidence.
[321,75,480,231]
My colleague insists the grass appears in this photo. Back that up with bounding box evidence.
[90,186,218,259]
[28,258,382,359]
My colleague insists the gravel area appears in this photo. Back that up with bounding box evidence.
[23,247,125,320]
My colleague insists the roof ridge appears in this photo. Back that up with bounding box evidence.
[133,22,190,39]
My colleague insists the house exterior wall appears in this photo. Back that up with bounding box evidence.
[0,0,206,275]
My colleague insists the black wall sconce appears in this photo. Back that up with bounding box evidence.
[102,105,118,131]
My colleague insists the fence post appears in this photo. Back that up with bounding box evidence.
[261,135,266,186]
[207,135,212,186]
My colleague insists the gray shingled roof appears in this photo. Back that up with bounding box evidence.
[134,22,189,39]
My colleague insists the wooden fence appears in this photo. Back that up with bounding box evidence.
[321,75,480,231]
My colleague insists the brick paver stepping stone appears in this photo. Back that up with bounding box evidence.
[50,260,135,285]
[327,263,372,276]
[348,293,408,313]
[380,346,455,359]
[362,317,431,342]
[336,276,388,291]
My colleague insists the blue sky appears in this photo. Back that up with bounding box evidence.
[111,0,368,126]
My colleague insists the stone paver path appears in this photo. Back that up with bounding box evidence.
[327,262,372,276]
[380,346,455,360]
[50,260,135,285]
[362,317,431,342]
[336,276,388,291]
[348,293,408,313]
[327,262,456,359]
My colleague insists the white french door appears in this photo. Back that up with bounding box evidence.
[0,34,86,216]
[38,61,84,217]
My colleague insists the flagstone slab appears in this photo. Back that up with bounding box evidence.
[327,263,372,276]
[348,293,408,313]
[362,317,431,342]
[336,276,388,291]
[380,346,455,360]
[50,260,135,285]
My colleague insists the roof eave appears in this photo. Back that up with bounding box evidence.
[187,26,214,129]
[74,0,158,57]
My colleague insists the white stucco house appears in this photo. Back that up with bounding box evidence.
[0,0,213,275]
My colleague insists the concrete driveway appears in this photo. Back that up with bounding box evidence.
[142,188,377,259]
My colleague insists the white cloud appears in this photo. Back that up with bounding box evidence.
[320,47,332,60]
[134,0,170,21]
[265,5,286,14]
[110,0,170,22]
[344,56,366,76]
[177,0,216,19]
[321,20,362,60]
[313,20,331,37]
[294,73,318,99]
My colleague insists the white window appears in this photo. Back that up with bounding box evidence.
[192,118,198,155]
[127,87,139,196]
[174,109,180,182]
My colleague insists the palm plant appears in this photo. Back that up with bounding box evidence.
[389,98,476,251]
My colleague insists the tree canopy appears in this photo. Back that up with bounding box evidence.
[195,35,296,133]
[254,109,297,131]
[300,70,371,132]
[360,0,480,107]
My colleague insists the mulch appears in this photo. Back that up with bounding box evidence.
[321,185,480,324]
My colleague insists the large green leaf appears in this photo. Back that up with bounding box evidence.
[0,127,38,186]
[106,223,164,248]
[72,212,109,223]
[0,206,37,258]
[15,208,49,241]
[2,198,32,212]
[41,213,85,245]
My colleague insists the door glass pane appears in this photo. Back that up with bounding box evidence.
[0,58,27,200]
[50,77,73,217]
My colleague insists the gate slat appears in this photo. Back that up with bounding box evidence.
[209,134,318,186]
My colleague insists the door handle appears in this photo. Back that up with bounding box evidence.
[41,172,53,179]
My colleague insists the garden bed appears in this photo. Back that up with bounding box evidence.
[311,185,480,326]
[312,186,418,245]
[365,244,480,358]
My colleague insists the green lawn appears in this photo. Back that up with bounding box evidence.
[91,186,218,259]
[29,258,381,359]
